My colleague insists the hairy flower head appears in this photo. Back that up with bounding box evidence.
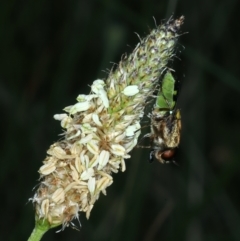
[31,16,184,230]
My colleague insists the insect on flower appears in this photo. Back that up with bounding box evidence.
[140,71,182,164]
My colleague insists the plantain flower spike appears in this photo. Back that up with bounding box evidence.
[31,16,184,230]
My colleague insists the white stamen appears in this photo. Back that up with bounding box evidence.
[111,144,126,156]
[81,168,94,180]
[122,85,139,96]
[97,150,110,170]
[67,101,91,114]
[88,177,96,194]
[92,113,102,126]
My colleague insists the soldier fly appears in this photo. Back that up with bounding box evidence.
[140,71,181,164]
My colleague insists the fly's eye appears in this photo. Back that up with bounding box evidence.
[155,149,177,164]
[161,149,175,160]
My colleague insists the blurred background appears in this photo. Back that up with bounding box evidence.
[1,0,240,240]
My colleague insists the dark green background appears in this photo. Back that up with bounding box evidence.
[1,0,240,240]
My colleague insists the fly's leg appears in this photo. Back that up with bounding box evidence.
[149,150,155,163]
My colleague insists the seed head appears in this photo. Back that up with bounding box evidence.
[30,16,184,230]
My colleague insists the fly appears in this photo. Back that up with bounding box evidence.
[140,71,181,164]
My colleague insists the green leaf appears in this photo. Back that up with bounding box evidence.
[155,71,176,110]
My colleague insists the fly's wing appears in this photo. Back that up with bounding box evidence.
[155,71,176,112]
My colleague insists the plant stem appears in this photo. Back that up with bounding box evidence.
[27,220,50,241]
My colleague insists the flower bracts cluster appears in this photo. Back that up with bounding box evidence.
[31,16,184,229]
